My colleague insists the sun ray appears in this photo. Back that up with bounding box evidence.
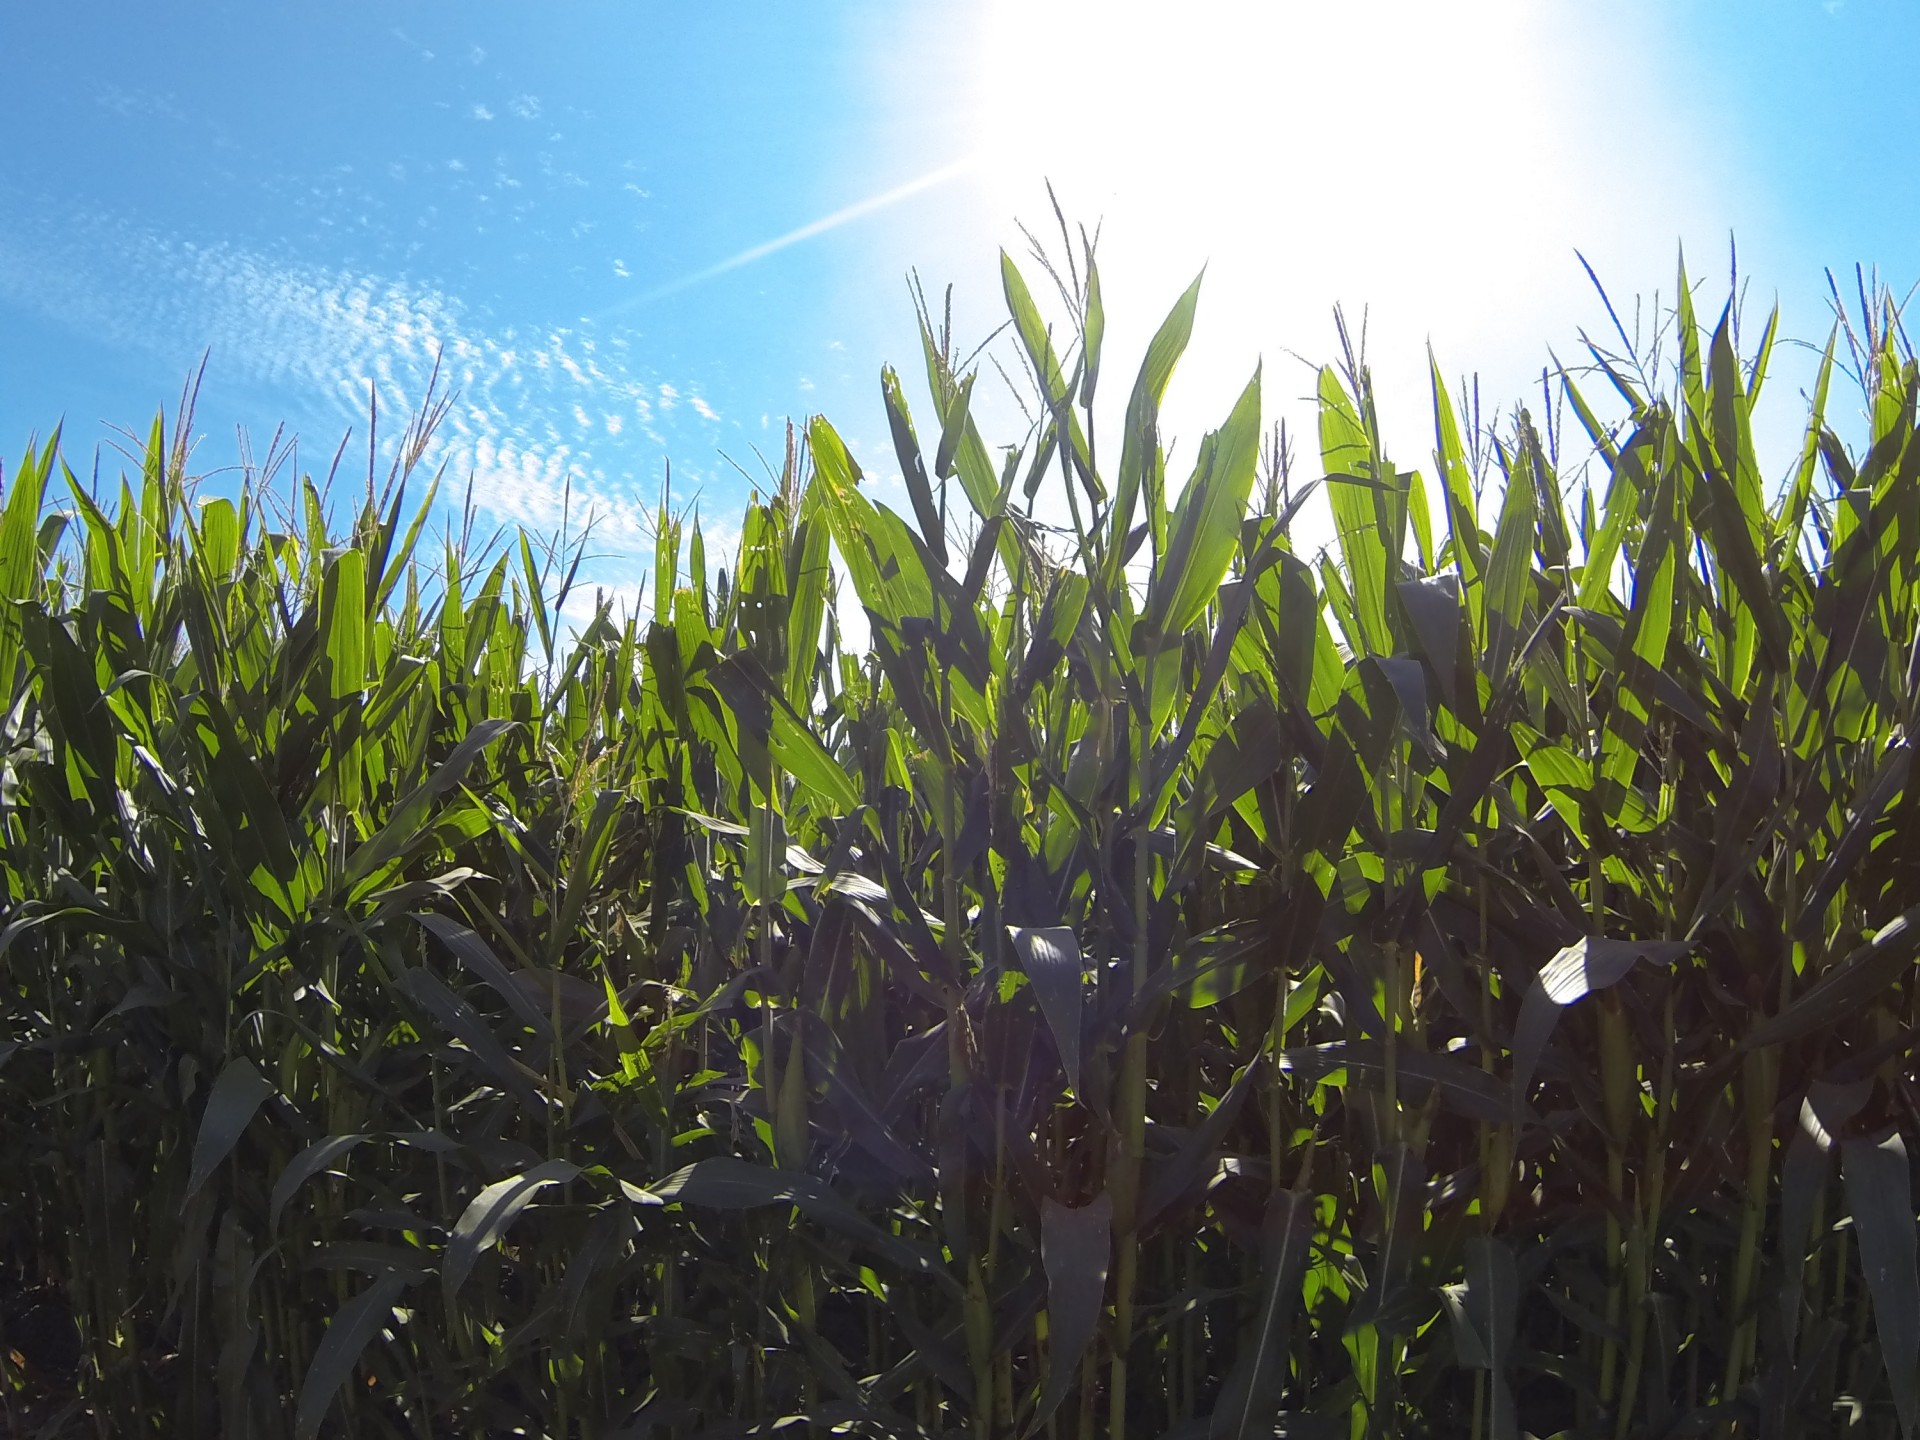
[608,153,980,314]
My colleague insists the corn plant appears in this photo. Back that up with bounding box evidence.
[1,235,1917,1440]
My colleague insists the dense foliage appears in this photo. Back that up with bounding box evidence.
[3,242,1919,1440]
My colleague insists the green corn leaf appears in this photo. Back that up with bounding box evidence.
[933,368,977,482]
[1464,1238,1520,1440]
[1597,452,1681,806]
[1675,252,1708,426]
[1430,358,1483,591]
[196,497,242,578]
[917,317,1015,569]
[1140,1057,1266,1224]
[293,1272,414,1440]
[1746,906,1920,1050]
[1322,367,1394,656]
[1843,1130,1920,1438]
[443,1158,582,1300]
[1794,740,1910,939]
[1575,414,1658,612]
[1209,1187,1314,1440]
[1146,365,1262,645]
[1777,330,1838,551]
[1693,315,1793,675]
[1008,925,1085,1097]
[1396,574,1465,714]
[1111,272,1204,581]
[643,1156,957,1290]
[412,913,555,1039]
[343,717,513,897]
[1081,251,1105,406]
[184,1058,276,1204]
[371,477,439,613]
[396,967,545,1104]
[270,1134,371,1235]
[1510,937,1691,1117]
[807,417,935,627]
[1516,723,1593,846]
[1483,438,1537,680]
[707,650,858,811]
[549,788,626,955]
[517,530,555,664]
[1779,1079,1874,1356]
[1407,465,1435,573]
[1028,1192,1112,1437]
[1277,1042,1512,1125]
[324,547,368,700]
[882,365,945,566]
[999,250,1093,497]
[785,495,833,711]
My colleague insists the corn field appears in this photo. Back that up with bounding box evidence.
[2,240,1919,1439]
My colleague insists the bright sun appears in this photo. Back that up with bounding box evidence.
[958,0,1751,485]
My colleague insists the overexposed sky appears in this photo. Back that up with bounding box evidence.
[3,1,1910,599]
[850,0,1826,541]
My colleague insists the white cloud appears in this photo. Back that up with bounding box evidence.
[0,206,720,558]
[612,259,631,278]
[96,84,185,121]
[541,153,590,190]
[691,395,718,421]
[447,158,467,173]
[470,103,495,121]
[392,28,436,62]
[658,383,678,411]
[467,44,487,64]
[510,94,542,120]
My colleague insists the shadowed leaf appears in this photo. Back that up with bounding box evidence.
[1028,1192,1111,1436]
[1844,1129,1920,1437]
[443,1158,581,1301]
[184,1058,276,1204]
[1009,925,1085,1097]
[293,1271,412,1440]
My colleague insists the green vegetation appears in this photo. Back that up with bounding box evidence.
[2,237,1918,1439]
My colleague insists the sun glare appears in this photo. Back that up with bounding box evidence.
[960,0,1749,482]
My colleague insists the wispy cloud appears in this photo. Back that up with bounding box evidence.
[391,28,436,62]
[540,152,589,189]
[470,103,495,121]
[0,204,728,552]
[510,94,542,120]
[95,83,187,123]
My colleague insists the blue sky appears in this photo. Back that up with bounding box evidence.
[4,1,1917,611]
